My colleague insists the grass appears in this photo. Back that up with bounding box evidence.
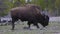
[0,21,60,34]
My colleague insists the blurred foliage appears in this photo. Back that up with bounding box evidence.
[0,0,10,16]
[55,0,60,15]
[0,0,60,16]
[55,0,60,8]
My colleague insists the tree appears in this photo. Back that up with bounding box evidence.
[55,0,60,16]
[13,0,21,7]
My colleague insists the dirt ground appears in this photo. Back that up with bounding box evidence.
[0,21,60,34]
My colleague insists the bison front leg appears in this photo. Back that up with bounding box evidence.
[33,23,39,28]
[23,21,31,30]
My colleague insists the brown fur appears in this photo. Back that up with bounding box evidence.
[10,4,49,30]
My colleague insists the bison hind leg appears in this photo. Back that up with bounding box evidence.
[11,17,19,30]
[27,21,32,28]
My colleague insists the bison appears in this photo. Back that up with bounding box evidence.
[10,4,49,30]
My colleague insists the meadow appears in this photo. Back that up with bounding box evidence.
[0,21,60,34]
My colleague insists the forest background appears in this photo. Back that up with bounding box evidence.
[0,0,60,17]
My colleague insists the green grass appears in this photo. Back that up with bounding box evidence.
[0,22,60,34]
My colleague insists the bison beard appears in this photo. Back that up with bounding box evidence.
[38,14,49,27]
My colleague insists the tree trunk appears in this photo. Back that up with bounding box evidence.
[0,17,1,23]
[58,8,60,16]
